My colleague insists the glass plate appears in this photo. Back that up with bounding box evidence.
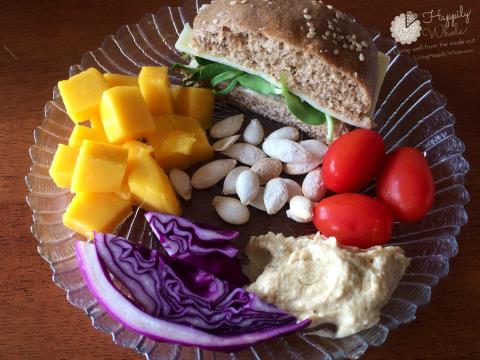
[26,0,470,359]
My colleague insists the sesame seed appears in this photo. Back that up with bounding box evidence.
[321,35,327,40]
[361,40,368,46]
[230,0,237,4]
[332,32,336,38]
[328,24,334,30]
[304,14,312,20]
[307,32,316,38]
[352,34,357,40]
[333,18,339,23]
[349,44,354,50]
[303,8,309,13]
[359,53,365,61]
[333,39,338,45]
[307,21,313,27]
[212,19,218,24]
[336,27,341,32]
[327,4,333,9]
[343,44,348,48]
[334,49,339,55]
[336,12,341,19]
[338,35,344,40]
[309,26,316,32]
[241,0,248,3]
[325,30,330,36]
[353,72,358,77]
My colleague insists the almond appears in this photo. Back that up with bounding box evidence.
[262,138,312,163]
[251,158,283,185]
[191,159,237,189]
[243,118,264,145]
[212,196,250,225]
[222,143,267,166]
[210,114,244,138]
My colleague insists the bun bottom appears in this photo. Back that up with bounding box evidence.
[226,86,348,143]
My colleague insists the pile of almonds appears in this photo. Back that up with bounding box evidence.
[168,114,328,225]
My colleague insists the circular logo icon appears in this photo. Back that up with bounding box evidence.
[390,11,422,45]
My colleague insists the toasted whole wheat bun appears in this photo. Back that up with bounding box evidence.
[191,0,378,129]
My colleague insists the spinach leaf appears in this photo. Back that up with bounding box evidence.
[211,70,243,87]
[279,74,326,126]
[214,78,240,95]
[237,74,281,95]
[198,63,237,81]
[194,56,215,66]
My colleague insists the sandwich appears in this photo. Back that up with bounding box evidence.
[174,0,390,143]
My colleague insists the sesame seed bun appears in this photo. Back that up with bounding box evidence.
[191,0,379,128]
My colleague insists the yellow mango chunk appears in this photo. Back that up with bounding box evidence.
[117,140,155,201]
[127,152,181,215]
[89,116,104,130]
[63,192,132,238]
[171,85,214,129]
[155,131,197,171]
[146,117,189,170]
[49,144,79,188]
[58,68,109,123]
[167,114,214,165]
[100,86,155,143]
[123,140,154,160]
[160,131,196,155]
[68,125,108,147]
[103,73,139,87]
[71,140,128,193]
[139,66,174,115]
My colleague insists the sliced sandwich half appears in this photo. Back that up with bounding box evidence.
[175,0,390,142]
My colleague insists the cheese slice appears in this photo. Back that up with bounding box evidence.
[175,24,390,128]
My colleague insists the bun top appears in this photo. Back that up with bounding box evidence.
[193,0,378,97]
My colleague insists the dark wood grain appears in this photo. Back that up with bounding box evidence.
[0,0,479,359]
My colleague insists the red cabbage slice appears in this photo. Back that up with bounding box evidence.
[77,234,309,351]
[145,212,249,286]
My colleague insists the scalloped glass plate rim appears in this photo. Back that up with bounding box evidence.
[26,1,469,359]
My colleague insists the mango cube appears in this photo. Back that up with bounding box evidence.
[68,125,108,147]
[170,85,214,129]
[147,114,213,169]
[58,68,109,123]
[63,192,132,238]
[100,86,155,143]
[127,152,181,215]
[167,114,213,165]
[154,130,197,171]
[71,140,128,193]
[146,116,189,170]
[123,140,155,160]
[103,73,139,87]
[139,66,174,115]
[118,140,155,201]
[89,116,104,130]
[49,144,79,188]
[160,131,196,155]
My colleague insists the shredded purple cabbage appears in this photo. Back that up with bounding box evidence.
[145,212,249,286]
[94,233,304,335]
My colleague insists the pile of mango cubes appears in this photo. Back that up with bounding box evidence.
[49,67,214,238]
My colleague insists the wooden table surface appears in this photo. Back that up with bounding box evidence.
[1,0,479,359]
